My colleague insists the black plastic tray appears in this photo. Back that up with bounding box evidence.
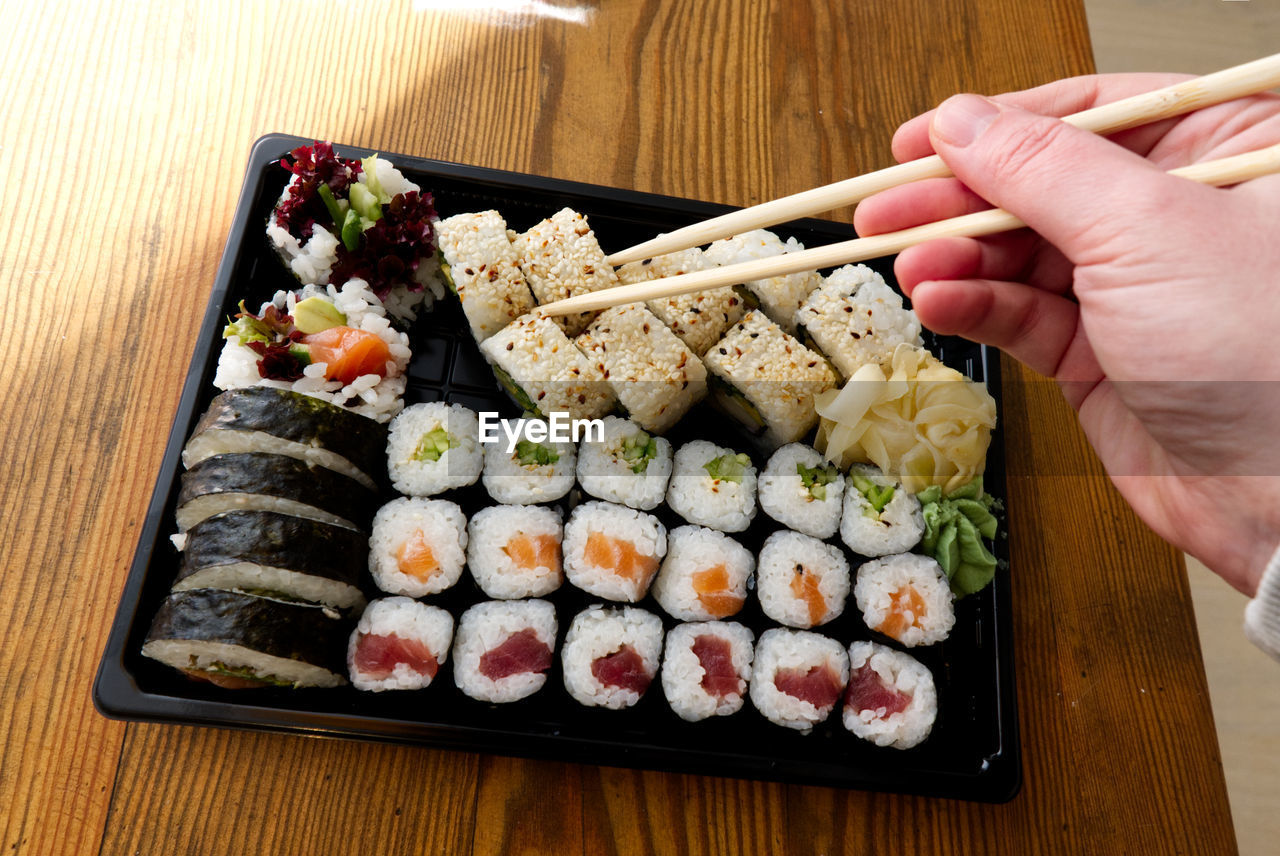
[94,133,1019,802]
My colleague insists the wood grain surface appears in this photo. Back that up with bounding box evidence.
[0,0,1236,854]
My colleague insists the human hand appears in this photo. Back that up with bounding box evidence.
[853,75,1280,594]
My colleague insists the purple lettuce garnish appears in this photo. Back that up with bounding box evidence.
[330,190,438,299]
[273,142,362,239]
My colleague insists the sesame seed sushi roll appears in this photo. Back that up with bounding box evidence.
[574,303,707,434]
[513,207,619,336]
[562,605,664,709]
[702,310,837,447]
[616,247,746,356]
[386,402,482,496]
[661,621,754,721]
[793,265,923,378]
[435,210,536,342]
[750,628,850,732]
[347,597,454,692]
[577,416,673,511]
[757,444,845,539]
[842,641,937,749]
[840,464,924,557]
[563,501,667,602]
[651,526,754,621]
[756,530,851,628]
[452,600,558,703]
[467,505,564,599]
[368,498,468,597]
[481,418,576,505]
[854,553,955,647]
[479,311,615,421]
[665,440,758,533]
[703,230,823,335]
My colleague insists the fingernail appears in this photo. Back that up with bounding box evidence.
[932,94,1001,148]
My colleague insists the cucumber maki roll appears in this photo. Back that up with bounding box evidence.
[172,510,367,610]
[182,387,388,491]
[758,444,845,539]
[665,440,758,533]
[175,452,377,533]
[435,210,535,342]
[840,464,924,557]
[386,402,482,496]
[142,588,349,689]
[577,416,672,511]
[481,418,576,505]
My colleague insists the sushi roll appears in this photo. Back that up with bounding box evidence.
[756,531,851,628]
[386,402,482,496]
[142,588,348,689]
[651,526,754,621]
[563,501,667,602]
[702,310,837,446]
[854,553,955,647]
[214,280,412,423]
[481,418,576,504]
[574,303,707,434]
[347,597,454,691]
[467,505,564,599]
[172,510,367,610]
[561,605,664,709]
[840,464,924,557]
[265,144,443,323]
[175,452,377,533]
[576,416,673,511]
[661,621,754,721]
[513,208,620,336]
[749,628,850,732]
[182,387,388,491]
[703,230,822,335]
[478,311,615,421]
[757,443,845,539]
[368,498,468,597]
[793,264,923,378]
[435,210,536,342]
[665,440,758,533]
[616,247,746,356]
[452,599,558,703]
[842,641,937,749]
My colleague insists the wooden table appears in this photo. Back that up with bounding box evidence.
[0,0,1237,853]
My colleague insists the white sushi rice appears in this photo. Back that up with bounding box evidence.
[757,444,846,539]
[854,553,955,647]
[840,464,924,557]
[347,597,454,692]
[481,419,576,504]
[842,641,937,749]
[265,174,349,285]
[436,210,535,342]
[749,628,850,732]
[661,621,754,721]
[665,440,758,533]
[794,264,923,378]
[561,605,664,709]
[563,501,667,602]
[704,230,823,334]
[368,497,468,597]
[616,247,746,356]
[756,530,851,628]
[386,402,482,496]
[213,279,412,423]
[651,526,754,621]
[577,416,673,510]
[452,599,558,703]
[467,505,564,599]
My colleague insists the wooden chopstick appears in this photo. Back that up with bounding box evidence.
[540,143,1280,317]
[605,52,1280,267]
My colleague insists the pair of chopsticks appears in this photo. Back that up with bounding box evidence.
[538,52,1280,317]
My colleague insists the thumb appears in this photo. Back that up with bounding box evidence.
[928,94,1212,266]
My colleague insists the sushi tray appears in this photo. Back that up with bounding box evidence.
[94,133,1020,802]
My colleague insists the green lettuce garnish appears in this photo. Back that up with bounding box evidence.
[796,462,839,501]
[515,440,559,467]
[704,452,751,483]
[919,476,1003,597]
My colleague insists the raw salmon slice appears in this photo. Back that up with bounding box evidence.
[876,585,926,640]
[691,564,744,618]
[302,326,392,385]
[396,531,440,583]
[504,533,561,571]
[790,566,827,626]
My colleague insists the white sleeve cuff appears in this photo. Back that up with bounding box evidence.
[1243,542,1280,663]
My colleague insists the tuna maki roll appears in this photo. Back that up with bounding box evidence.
[840,464,924,557]
[793,264,923,378]
[703,230,822,335]
[481,418,576,505]
[466,505,564,599]
[757,443,845,539]
[842,641,937,749]
[651,526,754,621]
[435,210,536,342]
[452,599,558,703]
[616,247,746,356]
[665,440,758,533]
[478,311,615,421]
[563,501,667,603]
[756,530,850,629]
[386,402,482,496]
[368,498,468,597]
[854,553,955,647]
[562,605,664,709]
[661,621,754,721]
[513,207,619,336]
[347,597,454,691]
[750,628,849,732]
[576,416,673,511]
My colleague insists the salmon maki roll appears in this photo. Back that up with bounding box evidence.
[368,498,468,597]
[347,597,454,692]
[562,605,664,709]
[756,531,850,629]
[563,501,667,602]
[750,628,850,732]
[854,553,955,647]
[661,621,754,721]
[651,526,754,621]
[452,600,558,703]
[467,505,564,599]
